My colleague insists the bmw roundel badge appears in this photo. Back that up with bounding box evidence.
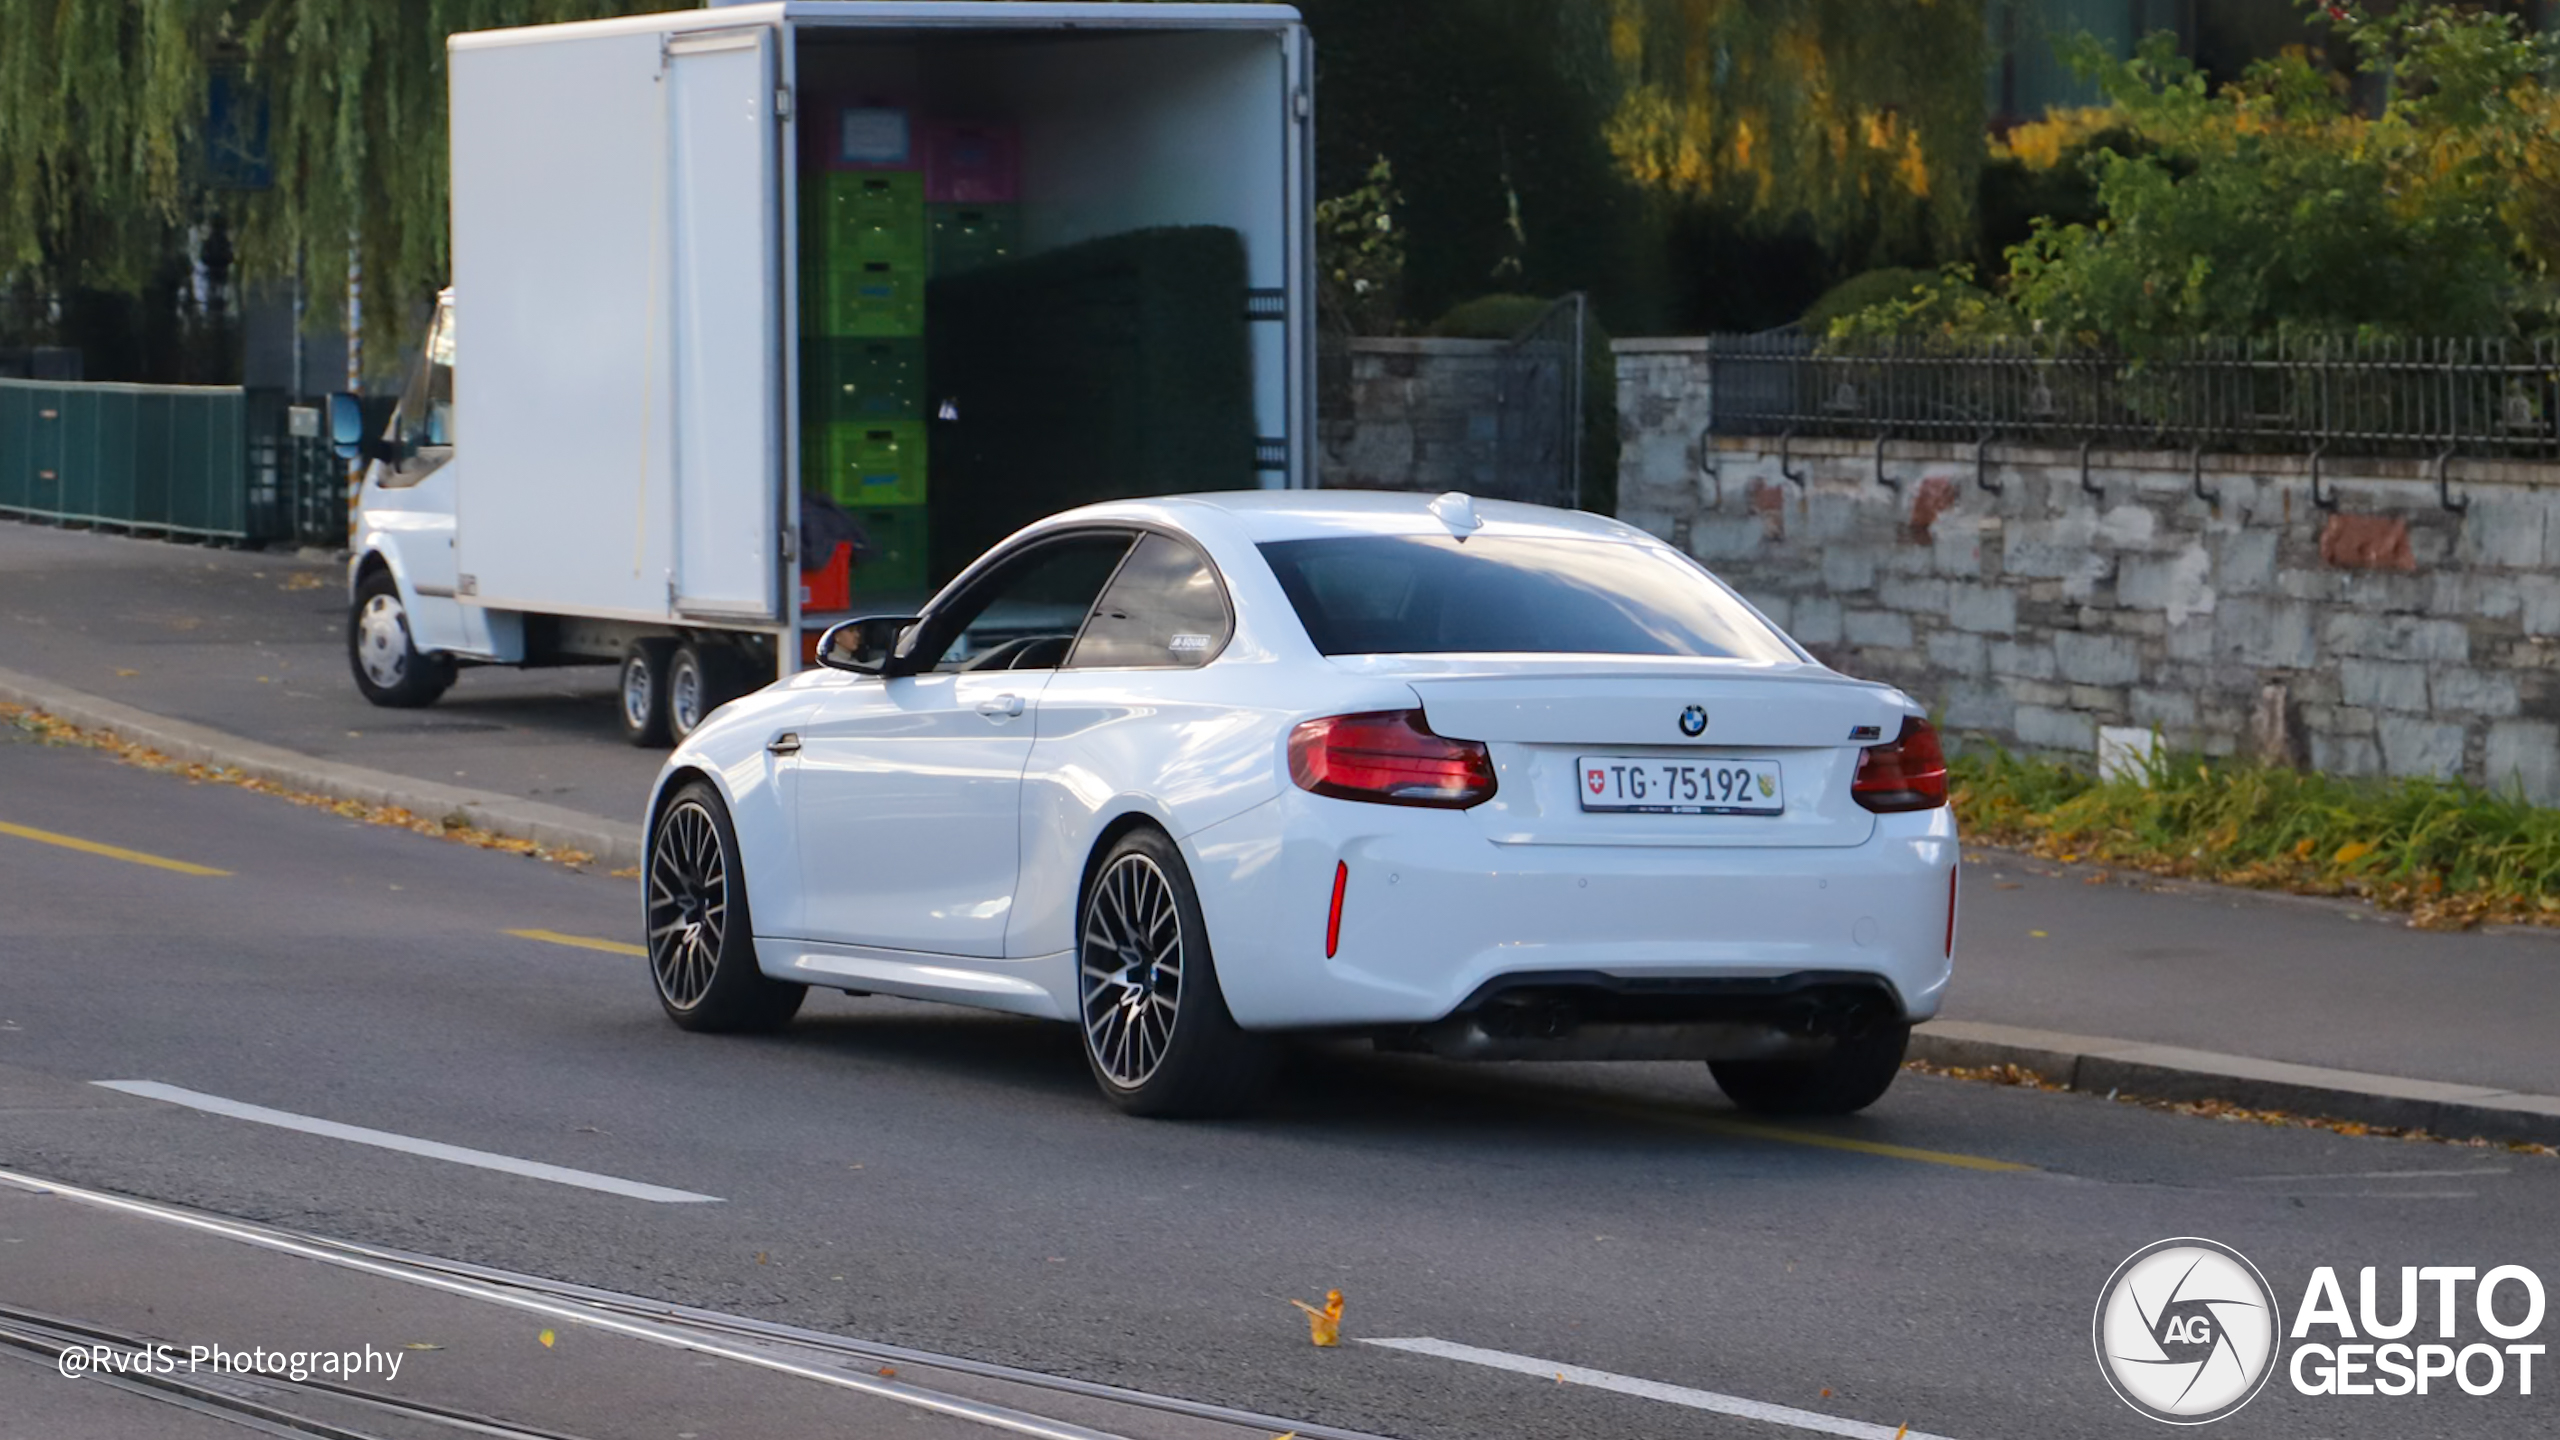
[1678,704,1709,738]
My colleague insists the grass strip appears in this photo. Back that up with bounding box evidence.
[1951,747,2560,932]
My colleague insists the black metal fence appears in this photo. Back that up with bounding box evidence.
[1708,334,2560,460]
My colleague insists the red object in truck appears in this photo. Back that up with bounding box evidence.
[801,541,853,613]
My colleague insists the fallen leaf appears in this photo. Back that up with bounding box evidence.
[877,1366,897,1378]
[113,668,137,678]
[2333,840,2376,867]
[1288,1289,1344,1347]
[281,572,328,591]
[1820,1388,1832,1398]
[2028,930,2049,938]
[1993,881,2022,890]
[536,1330,555,1349]
[756,1251,769,1265]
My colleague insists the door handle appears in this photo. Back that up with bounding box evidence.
[767,731,802,756]
[975,694,1026,719]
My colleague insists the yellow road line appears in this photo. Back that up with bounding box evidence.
[1679,1114,2032,1172]
[0,820,230,877]
[507,928,646,957]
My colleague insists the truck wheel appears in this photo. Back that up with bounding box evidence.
[349,570,454,709]
[1709,1023,1912,1117]
[619,640,676,748]
[666,644,718,744]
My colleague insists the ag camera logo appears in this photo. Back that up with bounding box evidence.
[2094,1238,2282,1424]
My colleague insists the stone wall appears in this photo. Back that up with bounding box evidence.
[1317,337,1511,495]
[1610,341,2560,803]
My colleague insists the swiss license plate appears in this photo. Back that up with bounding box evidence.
[1576,756,1784,815]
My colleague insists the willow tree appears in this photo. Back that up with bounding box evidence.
[1600,0,1989,262]
[0,0,667,356]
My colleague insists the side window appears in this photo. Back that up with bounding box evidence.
[909,532,1134,673]
[1067,534,1231,670]
[382,305,456,489]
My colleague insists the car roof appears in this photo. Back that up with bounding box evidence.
[1045,490,1666,547]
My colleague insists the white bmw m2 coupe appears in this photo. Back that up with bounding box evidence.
[644,491,1957,1117]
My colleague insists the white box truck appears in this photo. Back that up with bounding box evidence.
[339,0,1312,744]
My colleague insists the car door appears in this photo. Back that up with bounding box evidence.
[1011,532,1242,959]
[793,529,1135,957]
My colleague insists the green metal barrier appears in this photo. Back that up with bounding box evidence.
[0,378,267,542]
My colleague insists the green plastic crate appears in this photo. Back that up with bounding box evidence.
[928,203,1021,277]
[811,420,928,508]
[808,171,927,268]
[810,257,926,337]
[802,336,925,422]
[846,506,930,597]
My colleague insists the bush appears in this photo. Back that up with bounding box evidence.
[1798,268,1938,336]
[1427,294,1617,515]
[1838,5,2560,347]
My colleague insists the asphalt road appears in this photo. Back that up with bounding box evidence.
[3,723,2556,1440]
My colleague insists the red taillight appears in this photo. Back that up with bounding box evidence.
[1852,716,1949,813]
[1325,861,1349,958]
[1288,709,1497,809]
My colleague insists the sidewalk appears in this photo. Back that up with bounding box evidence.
[0,522,659,825]
[3,518,2556,1141]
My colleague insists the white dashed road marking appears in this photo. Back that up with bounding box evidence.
[1362,1336,1964,1440]
[93,1080,721,1204]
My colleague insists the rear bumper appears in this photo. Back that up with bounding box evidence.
[1185,790,1958,1031]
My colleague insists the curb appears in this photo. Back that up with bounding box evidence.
[0,665,646,871]
[1911,1019,2560,1147]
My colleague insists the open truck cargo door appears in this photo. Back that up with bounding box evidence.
[449,21,783,625]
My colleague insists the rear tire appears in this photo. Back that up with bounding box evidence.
[1076,827,1275,1117]
[619,640,676,748]
[647,781,805,1033]
[667,642,752,744]
[348,569,454,709]
[1710,1023,1911,1117]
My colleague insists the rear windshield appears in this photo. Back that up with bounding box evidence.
[1257,534,1799,661]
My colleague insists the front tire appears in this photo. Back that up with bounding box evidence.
[647,781,805,1033]
[348,569,454,708]
[1709,1023,1912,1117]
[1076,827,1274,1117]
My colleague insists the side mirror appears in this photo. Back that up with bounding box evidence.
[816,614,920,676]
[327,392,368,460]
